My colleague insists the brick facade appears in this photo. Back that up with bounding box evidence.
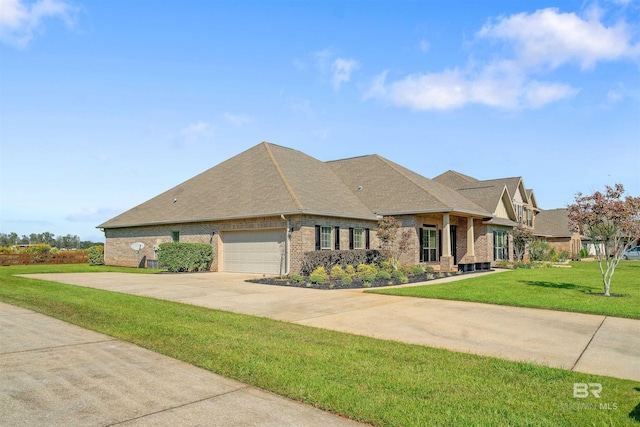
[104,212,500,273]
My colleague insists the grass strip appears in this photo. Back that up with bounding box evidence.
[369,261,640,319]
[1,265,639,426]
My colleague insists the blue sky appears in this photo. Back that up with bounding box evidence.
[1,0,639,242]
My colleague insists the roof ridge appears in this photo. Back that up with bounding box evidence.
[263,142,304,211]
[326,154,374,163]
[374,155,452,208]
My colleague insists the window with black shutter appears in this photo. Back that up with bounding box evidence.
[349,228,354,250]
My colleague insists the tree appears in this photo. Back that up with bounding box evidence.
[568,184,640,296]
[512,224,534,261]
[375,216,412,270]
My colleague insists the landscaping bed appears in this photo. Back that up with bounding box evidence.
[248,270,483,290]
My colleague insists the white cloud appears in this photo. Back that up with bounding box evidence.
[476,8,639,69]
[174,121,212,147]
[366,7,635,111]
[332,57,359,90]
[223,113,251,127]
[523,81,580,108]
[418,39,431,53]
[0,0,78,47]
[366,60,579,111]
[312,49,359,90]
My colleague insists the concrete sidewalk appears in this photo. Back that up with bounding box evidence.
[20,271,640,382]
[0,303,364,427]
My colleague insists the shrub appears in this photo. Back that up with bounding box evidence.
[341,275,353,285]
[529,240,553,262]
[411,265,424,276]
[379,260,394,273]
[357,263,377,284]
[345,265,356,276]
[158,242,213,272]
[309,266,328,285]
[23,244,52,254]
[87,246,105,266]
[376,270,391,280]
[424,265,435,274]
[330,265,346,280]
[558,251,570,262]
[290,274,304,283]
[578,248,590,258]
[301,250,382,275]
[391,270,407,281]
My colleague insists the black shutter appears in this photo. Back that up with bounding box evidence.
[349,228,354,250]
[419,228,424,262]
[438,230,442,261]
[334,226,340,250]
[315,225,321,251]
[365,228,370,250]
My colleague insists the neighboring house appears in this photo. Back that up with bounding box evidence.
[99,142,503,274]
[533,208,584,257]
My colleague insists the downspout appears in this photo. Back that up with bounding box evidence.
[281,215,290,276]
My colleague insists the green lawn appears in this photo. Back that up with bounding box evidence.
[369,261,640,319]
[1,264,639,426]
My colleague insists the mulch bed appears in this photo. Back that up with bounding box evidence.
[247,270,488,290]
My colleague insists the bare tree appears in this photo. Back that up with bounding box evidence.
[568,184,640,296]
[375,216,412,270]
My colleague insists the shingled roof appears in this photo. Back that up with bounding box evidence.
[534,208,573,237]
[99,142,378,228]
[326,155,492,217]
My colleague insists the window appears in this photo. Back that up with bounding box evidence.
[517,205,524,223]
[526,208,532,227]
[494,230,508,260]
[320,226,332,250]
[171,231,180,242]
[353,228,364,249]
[420,227,437,262]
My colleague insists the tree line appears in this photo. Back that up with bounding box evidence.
[0,232,103,250]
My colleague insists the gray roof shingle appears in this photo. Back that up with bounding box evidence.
[534,208,573,237]
[327,155,492,217]
[99,142,377,228]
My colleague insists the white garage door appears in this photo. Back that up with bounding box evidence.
[222,230,285,274]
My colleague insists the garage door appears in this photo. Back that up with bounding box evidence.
[222,230,285,274]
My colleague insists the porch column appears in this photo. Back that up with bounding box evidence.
[442,213,451,257]
[440,213,454,271]
[467,217,475,257]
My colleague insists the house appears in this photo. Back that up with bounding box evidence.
[99,142,511,274]
[534,208,584,257]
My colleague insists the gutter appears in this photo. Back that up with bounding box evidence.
[98,210,379,230]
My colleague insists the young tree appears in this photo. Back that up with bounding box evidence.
[511,224,534,261]
[375,216,412,270]
[568,184,640,296]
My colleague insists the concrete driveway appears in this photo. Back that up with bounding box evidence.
[21,271,640,382]
[0,303,364,427]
